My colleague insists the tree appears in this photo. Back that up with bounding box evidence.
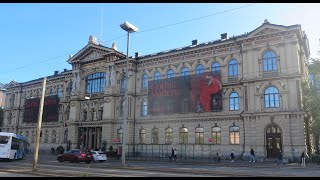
[303,39,320,154]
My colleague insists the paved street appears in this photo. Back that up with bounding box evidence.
[0,153,320,177]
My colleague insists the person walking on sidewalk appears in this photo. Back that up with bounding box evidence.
[249,148,256,163]
[300,152,306,167]
[216,149,221,163]
[174,149,177,161]
[230,150,235,162]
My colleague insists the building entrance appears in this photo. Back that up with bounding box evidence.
[266,124,282,158]
[78,126,102,150]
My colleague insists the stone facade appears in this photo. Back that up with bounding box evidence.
[1,20,311,161]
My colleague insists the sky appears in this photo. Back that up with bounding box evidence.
[1,3,320,85]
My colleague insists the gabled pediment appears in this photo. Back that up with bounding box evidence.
[67,42,125,64]
[247,22,293,38]
[6,80,18,88]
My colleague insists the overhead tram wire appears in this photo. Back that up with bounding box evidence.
[4,3,256,75]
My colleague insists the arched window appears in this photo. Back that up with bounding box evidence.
[229,92,239,111]
[65,106,70,121]
[52,130,56,143]
[44,130,49,143]
[67,82,72,95]
[141,101,148,116]
[139,129,146,144]
[195,127,204,144]
[229,125,240,144]
[167,69,174,79]
[119,100,125,117]
[179,127,188,144]
[86,72,106,94]
[181,67,189,77]
[49,88,54,95]
[154,71,161,83]
[120,73,126,90]
[151,128,159,144]
[228,59,238,77]
[212,126,221,144]
[212,62,220,76]
[263,51,278,71]
[264,86,280,108]
[195,64,204,78]
[142,73,148,89]
[117,128,123,143]
[57,86,63,98]
[165,128,173,144]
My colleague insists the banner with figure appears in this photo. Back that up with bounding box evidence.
[148,72,222,115]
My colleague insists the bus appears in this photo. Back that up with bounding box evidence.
[0,132,28,160]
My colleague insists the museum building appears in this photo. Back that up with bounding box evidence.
[2,20,311,160]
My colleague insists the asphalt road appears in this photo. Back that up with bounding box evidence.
[1,155,320,177]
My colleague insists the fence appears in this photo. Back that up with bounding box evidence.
[112,144,244,162]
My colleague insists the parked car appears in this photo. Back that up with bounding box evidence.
[91,151,107,162]
[57,149,93,163]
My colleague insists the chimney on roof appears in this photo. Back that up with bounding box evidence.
[135,52,140,58]
[54,71,59,76]
[221,33,228,40]
[89,35,98,45]
[192,39,198,45]
[112,43,118,51]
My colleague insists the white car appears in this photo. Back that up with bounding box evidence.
[91,151,107,162]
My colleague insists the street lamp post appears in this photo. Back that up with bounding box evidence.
[120,21,138,167]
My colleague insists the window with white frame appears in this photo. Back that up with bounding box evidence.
[142,73,148,89]
[229,125,240,144]
[228,59,238,77]
[179,127,188,144]
[229,92,239,111]
[151,128,159,144]
[139,128,146,144]
[141,101,148,116]
[263,50,278,72]
[264,86,280,108]
[212,126,221,144]
[165,128,173,144]
[195,127,204,144]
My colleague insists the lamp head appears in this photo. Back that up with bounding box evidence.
[120,21,138,33]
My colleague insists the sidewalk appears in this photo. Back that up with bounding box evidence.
[27,152,320,170]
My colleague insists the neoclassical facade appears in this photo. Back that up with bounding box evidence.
[2,20,311,161]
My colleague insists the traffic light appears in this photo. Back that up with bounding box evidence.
[40,130,43,137]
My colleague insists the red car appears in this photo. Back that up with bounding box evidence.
[57,149,93,163]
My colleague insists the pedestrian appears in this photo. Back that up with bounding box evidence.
[51,147,55,155]
[85,150,92,168]
[277,151,283,165]
[170,148,174,161]
[174,148,177,161]
[249,148,256,163]
[300,152,306,167]
[216,149,221,163]
[230,150,235,162]
[115,149,118,160]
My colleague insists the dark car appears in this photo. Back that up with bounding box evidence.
[57,149,93,163]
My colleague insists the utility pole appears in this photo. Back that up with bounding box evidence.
[32,77,46,172]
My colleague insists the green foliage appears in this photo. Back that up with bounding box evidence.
[303,57,320,136]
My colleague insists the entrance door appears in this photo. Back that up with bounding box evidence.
[266,124,282,158]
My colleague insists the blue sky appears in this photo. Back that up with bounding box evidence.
[1,3,319,84]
